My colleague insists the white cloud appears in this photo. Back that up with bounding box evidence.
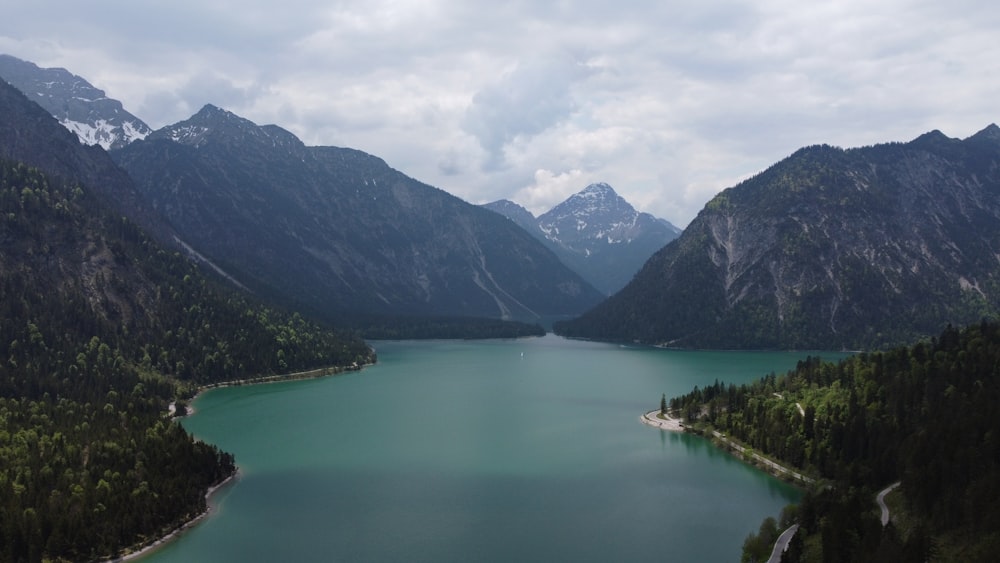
[514,169,591,215]
[462,54,595,170]
[1,0,998,227]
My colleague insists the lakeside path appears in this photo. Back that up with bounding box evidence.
[640,410,685,431]
[169,363,368,417]
[710,430,815,485]
[639,410,812,484]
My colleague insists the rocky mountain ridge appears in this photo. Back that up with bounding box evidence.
[556,125,1000,349]
[113,105,603,326]
[0,54,151,150]
[484,183,680,294]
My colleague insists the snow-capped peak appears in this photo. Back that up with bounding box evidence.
[0,54,152,151]
[481,182,682,295]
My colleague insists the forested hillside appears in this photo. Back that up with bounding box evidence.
[0,160,373,561]
[669,321,1000,561]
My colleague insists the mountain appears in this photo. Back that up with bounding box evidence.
[556,125,1000,350]
[483,183,681,294]
[0,78,374,560]
[481,198,538,232]
[0,54,151,150]
[112,105,603,327]
[0,67,175,244]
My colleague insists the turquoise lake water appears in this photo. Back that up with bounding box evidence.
[142,335,843,562]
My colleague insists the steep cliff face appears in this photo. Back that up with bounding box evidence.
[113,105,603,324]
[557,125,1000,349]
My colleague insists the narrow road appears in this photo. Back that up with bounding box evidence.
[877,481,901,526]
[711,431,814,484]
[767,524,799,563]
[773,393,805,416]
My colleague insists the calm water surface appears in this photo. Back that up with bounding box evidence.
[143,335,844,562]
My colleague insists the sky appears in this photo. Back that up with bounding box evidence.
[2,1,998,227]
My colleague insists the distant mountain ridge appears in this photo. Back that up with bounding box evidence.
[484,183,681,294]
[556,125,1000,349]
[113,105,603,326]
[0,54,151,150]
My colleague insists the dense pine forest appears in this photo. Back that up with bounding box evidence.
[0,160,374,561]
[669,320,1000,561]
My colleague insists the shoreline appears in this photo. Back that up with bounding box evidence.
[639,409,814,485]
[169,362,372,418]
[115,361,372,562]
[106,470,240,562]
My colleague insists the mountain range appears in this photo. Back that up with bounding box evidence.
[483,183,681,294]
[0,54,602,331]
[7,52,1000,351]
[110,105,603,327]
[556,125,1000,349]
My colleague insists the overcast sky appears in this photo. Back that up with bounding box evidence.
[3,1,998,227]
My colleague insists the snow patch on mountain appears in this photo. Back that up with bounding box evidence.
[167,124,212,146]
[482,182,682,294]
[61,117,149,150]
[0,54,152,151]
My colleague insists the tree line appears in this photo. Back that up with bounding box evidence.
[0,160,375,561]
[670,320,1000,561]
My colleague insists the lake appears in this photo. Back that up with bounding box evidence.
[142,335,842,562]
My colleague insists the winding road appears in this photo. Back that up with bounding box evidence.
[877,481,901,526]
[766,481,902,561]
[766,524,799,563]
